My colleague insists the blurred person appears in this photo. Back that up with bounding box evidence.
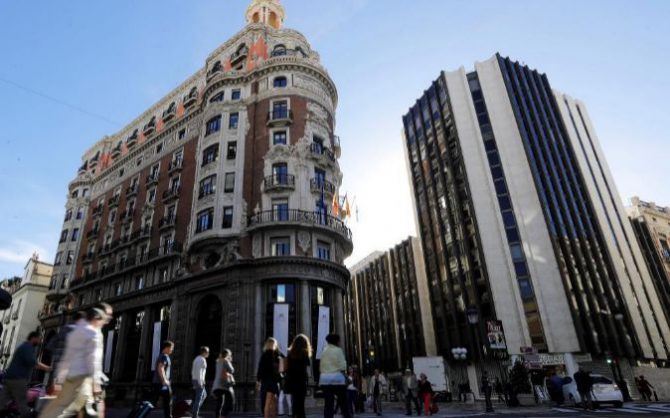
[257,338,281,418]
[191,346,209,418]
[319,334,350,418]
[153,341,174,418]
[284,335,311,418]
[212,349,235,418]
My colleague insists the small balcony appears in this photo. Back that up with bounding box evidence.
[162,187,180,202]
[159,215,177,230]
[248,209,353,243]
[143,117,156,136]
[146,173,160,186]
[162,104,176,123]
[111,143,122,159]
[46,287,68,302]
[108,195,120,208]
[120,208,135,223]
[82,251,95,264]
[310,178,336,197]
[206,62,223,81]
[126,129,139,148]
[264,174,295,192]
[310,143,337,162]
[183,88,198,108]
[126,184,139,197]
[92,205,104,216]
[86,228,99,240]
[267,109,293,126]
[168,159,183,173]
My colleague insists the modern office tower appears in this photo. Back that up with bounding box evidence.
[39,0,351,401]
[628,197,670,324]
[346,237,434,374]
[402,54,670,387]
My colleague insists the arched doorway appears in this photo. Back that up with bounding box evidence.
[194,295,222,381]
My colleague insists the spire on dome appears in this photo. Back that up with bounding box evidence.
[246,0,285,29]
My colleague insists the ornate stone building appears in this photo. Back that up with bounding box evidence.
[40,0,351,406]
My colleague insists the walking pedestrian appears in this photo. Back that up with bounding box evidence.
[191,346,209,418]
[44,312,84,389]
[401,369,421,416]
[573,367,593,411]
[153,341,174,418]
[637,376,653,402]
[346,367,358,417]
[284,334,311,418]
[494,378,505,404]
[212,349,235,418]
[367,369,386,416]
[257,337,281,418]
[0,331,52,417]
[319,334,351,418]
[93,302,113,418]
[39,307,107,418]
[481,371,494,413]
[417,374,433,417]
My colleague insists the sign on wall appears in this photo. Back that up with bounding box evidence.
[151,322,162,371]
[486,320,507,350]
[273,304,290,355]
[316,306,330,360]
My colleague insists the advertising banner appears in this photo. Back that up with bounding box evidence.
[315,306,330,360]
[151,321,162,371]
[486,320,507,350]
[273,304,290,355]
[104,330,114,374]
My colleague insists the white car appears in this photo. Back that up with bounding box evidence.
[563,374,624,408]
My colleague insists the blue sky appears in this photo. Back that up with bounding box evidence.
[0,0,668,277]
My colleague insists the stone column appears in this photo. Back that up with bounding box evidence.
[334,289,345,340]
[300,281,311,337]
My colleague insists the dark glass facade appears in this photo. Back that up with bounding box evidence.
[402,76,495,361]
[497,55,637,357]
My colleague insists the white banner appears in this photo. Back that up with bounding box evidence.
[151,322,162,371]
[315,306,330,360]
[273,304,290,355]
[104,330,114,374]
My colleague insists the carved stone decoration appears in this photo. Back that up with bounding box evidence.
[297,231,311,254]
[252,234,262,258]
[240,199,249,227]
[220,240,242,265]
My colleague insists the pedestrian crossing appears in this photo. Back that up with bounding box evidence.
[552,404,670,415]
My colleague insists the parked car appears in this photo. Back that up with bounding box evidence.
[562,374,623,408]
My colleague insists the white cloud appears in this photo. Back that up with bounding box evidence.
[0,240,50,272]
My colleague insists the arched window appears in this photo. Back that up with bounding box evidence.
[209,91,224,103]
[273,76,288,88]
[211,61,222,73]
[272,44,287,57]
[295,47,307,58]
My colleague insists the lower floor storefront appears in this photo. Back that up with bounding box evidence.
[39,257,349,411]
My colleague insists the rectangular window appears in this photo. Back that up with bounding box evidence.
[229,112,239,129]
[159,268,169,283]
[150,164,160,179]
[316,241,331,261]
[273,131,287,145]
[178,129,186,140]
[272,101,288,119]
[202,144,219,166]
[54,252,63,265]
[272,199,289,221]
[66,251,74,265]
[205,115,222,136]
[135,276,145,290]
[64,209,73,221]
[59,230,68,243]
[227,142,237,160]
[147,188,156,203]
[115,283,123,296]
[231,89,241,100]
[272,163,288,184]
[196,208,214,233]
[271,237,290,256]
[109,210,117,225]
[71,228,80,241]
[510,243,525,262]
[224,173,235,193]
[199,175,216,198]
[314,168,326,186]
[76,207,83,220]
[312,136,324,154]
[222,206,233,229]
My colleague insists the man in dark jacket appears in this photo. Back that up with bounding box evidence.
[573,367,593,410]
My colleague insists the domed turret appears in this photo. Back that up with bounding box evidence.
[245,0,285,29]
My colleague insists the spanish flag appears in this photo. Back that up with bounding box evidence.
[332,191,340,218]
[342,194,351,219]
